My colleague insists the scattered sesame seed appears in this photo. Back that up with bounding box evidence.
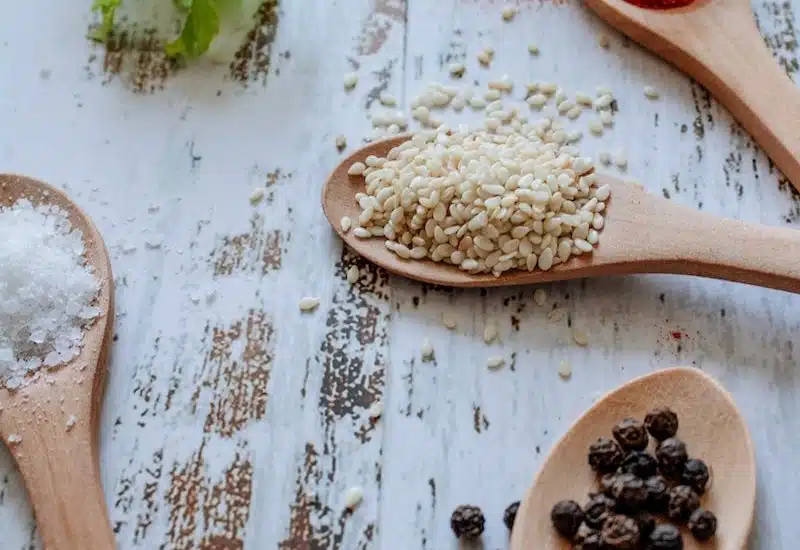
[299,297,320,312]
[533,288,548,306]
[527,93,548,108]
[442,312,458,329]
[540,82,558,95]
[598,33,611,49]
[528,44,540,55]
[66,415,77,431]
[487,355,506,370]
[566,105,582,120]
[598,152,612,165]
[348,162,366,176]
[483,321,498,344]
[558,360,573,379]
[613,150,628,169]
[596,86,613,97]
[469,97,487,110]
[574,92,593,107]
[588,120,604,136]
[477,49,493,66]
[343,72,358,90]
[572,328,589,346]
[502,6,517,21]
[368,401,384,419]
[379,91,397,106]
[344,487,364,511]
[249,187,265,205]
[643,85,660,99]
[335,135,347,152]
[421,338,435,360]
[346,265,360,284]
[599,110,614,126]
[595,94,614,109]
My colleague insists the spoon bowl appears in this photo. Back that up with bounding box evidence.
[0,174,116,550]
[585,0,800,194]
[323,137,800,292]
[510,367,756,550]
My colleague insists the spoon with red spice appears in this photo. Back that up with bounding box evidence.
[585,0,800,194]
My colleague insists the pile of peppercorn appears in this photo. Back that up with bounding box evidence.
[550,407,717,549]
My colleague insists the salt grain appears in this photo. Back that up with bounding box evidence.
[299,297,320,312]
[0,199,100,390]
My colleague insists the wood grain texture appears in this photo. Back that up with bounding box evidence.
[0,0,799,549]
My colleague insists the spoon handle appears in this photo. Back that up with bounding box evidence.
[587,1,800,194]
[635,197,800,293]
[4,399,115,550]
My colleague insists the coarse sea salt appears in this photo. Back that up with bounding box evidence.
[0,199,100,390]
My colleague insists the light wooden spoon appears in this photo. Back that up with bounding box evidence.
[322,137,800,293]
[585,0,800,194]
[0,174,116,549]
[510,366,756,550]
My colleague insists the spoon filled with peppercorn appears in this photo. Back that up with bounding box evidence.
[510,367,755,550]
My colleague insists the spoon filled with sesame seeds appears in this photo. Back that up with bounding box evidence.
[0,174,116,549]
[509,367,755,550]
[323,133,800,293]
[585,0,800,194]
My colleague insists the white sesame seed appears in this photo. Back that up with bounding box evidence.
[477,49,493,66]
[487,355,506,370]
[502,6,517,21]
[644,85,660,99]
[469,97,487,110]
[528,44,540,55]
[343,72,358,90]
[558,360,572,379]
[379,91,397,106]
[572,328,589,346]
[613,150,628,169]
[598,152,611,165]
[451,96,466,111]
[533,288,548,306]
[344,487,364,510]
[484,89,502,101]
[527,93,548,108]
[249,187,266,205]
[421,338,435,360]
[66,415,77,431]
[595,94,614,109]
[484,320,498,344]
[346,265,360,284]
[566,106,582,120]
[335,135,347,151]
[340,216,352,232]
[588,120,603,136]
[598,33,611,49]
[368,401,384,419]
[353,227,371,238]
[540,82,558,94]
[299,297,320,312]
[442,312,458,329]
[599,110,614,126]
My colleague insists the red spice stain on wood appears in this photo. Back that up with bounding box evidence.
[167,443,254,550]
[193,310,275,437]
[671,331,683,340]
[210,214,284,276]
[358,0,406,56]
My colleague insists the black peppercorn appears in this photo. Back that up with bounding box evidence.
[600,514,640,549]
[688,508,717,541]
[644,407,679,441]
[656,438,688,478]
[647,523,684,550]
[612,418,649,451]
[611,473,648,512]
[681,458,710,494]
[503,501,520,531]
[600,473,618,495]
[550,500,584,539]
[450,505,485,539]
[588,437,625,473]
[633,511,656,539]
[583,493,616,529]
[620,451,659,478]
[575,524,603,550]
[666,485,700,522]
[644,475,670,512]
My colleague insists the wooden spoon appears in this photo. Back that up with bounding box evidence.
[584,0,800,194]
[322,137,800,293]
[0,174,116,549]
[510,366,756,550]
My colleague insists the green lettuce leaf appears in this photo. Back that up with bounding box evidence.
[164,0,221,60]
[89,0,122,41]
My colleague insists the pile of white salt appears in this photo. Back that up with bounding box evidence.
[0,199,100,389]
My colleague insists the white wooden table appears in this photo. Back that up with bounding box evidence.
[1,0,799,548]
